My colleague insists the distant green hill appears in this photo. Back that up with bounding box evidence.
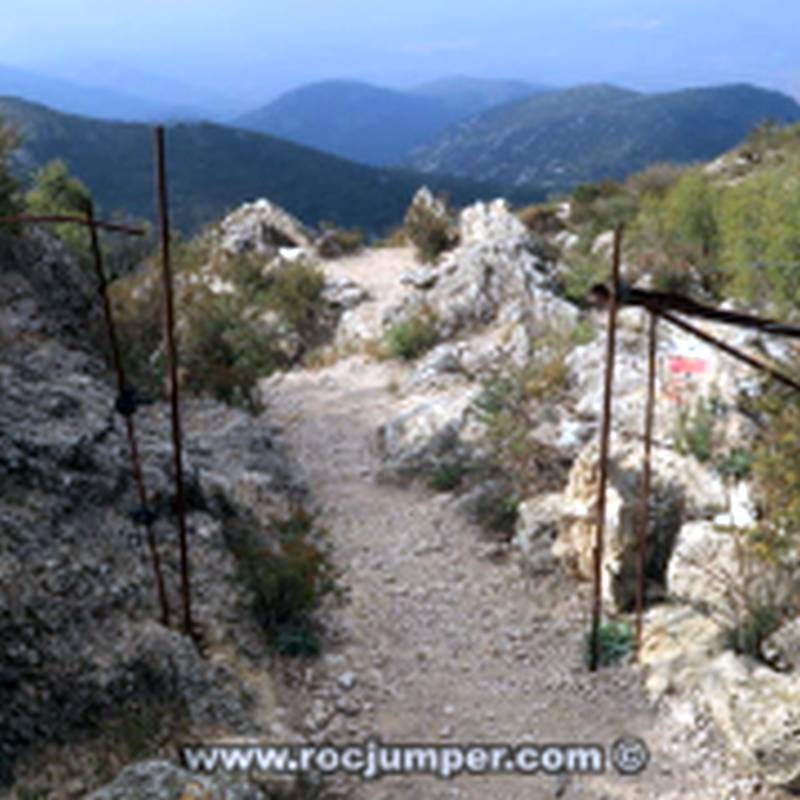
[0,96,542,235]
[234,78,548,167]
[406,83,800,193]
[234,80,468,166]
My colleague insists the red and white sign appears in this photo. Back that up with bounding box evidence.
[663,355,710,403]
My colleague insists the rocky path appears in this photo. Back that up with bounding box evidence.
[265,248,764,800]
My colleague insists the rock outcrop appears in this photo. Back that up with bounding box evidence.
[376,389,485,480]
[218,198,314,256]
[643,619,800,792]
[386,198,577,364]
[552,436,726,610]
[83,759,269,800]
[0,230,303,792]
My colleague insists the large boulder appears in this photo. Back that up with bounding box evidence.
[514,492,563,580]
[639,604,728,701]
[763,616,800,672]
[218,198,314,257]
[553,436,726,610]
[666,521,740,609]
[385,199,577,355]
[642,608,800,790]
[375,388,485,480]
[700,651,800,790]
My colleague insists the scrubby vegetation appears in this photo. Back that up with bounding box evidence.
[384,306,440,360]
[671,373,800,664]
[403,190,456,263]
[729,380,800,660]
[228,506,344,658]
[673,396,717,463]
[469,325,578,533]
[109,240,328,411]
[558,123,800,316]
[25,159,93,261]
[0,119,20,221]
[316,221,365,257]
[585,619,635,668]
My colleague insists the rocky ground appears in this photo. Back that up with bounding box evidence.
[262,244,787,800]
[3,197,799,800]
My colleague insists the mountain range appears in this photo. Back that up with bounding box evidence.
[0,63,217,122]
[234,78,545,165]
[0,96,540,235]
[406,83,800,192]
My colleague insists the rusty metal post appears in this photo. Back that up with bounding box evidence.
[589,225,623,671]
[153,126,194,638]
[635,312,657,654]
[86,202,172,627]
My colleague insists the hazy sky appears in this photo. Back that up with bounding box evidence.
[2,0,799,107]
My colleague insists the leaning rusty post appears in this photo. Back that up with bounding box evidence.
[589,224,623,671]
[86,201,172,627]
[635,312,658,655]
[154,126,194,638]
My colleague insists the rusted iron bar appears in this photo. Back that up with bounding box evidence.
[589,225,623,672]
[0,213,145,236]
[635,312,657,655]
[85,201,171,627]
[590,283,800,339]
[154,126,194,638]
[656,310,800,395]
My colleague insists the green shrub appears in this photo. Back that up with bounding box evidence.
[317,222,365,257]
[558,250,610,306]
[571,180,637,233]
[108,269,165,397]
[384,307,439,360]
[663,171,720,271]
[516,203,565,235]
[625,162,686,199]
[0,119,20,222]
[427,463,470,493]
[403,191,455,262]
[715,448,755,482]
[585,620,635,667]
[230,507,343,658]
[724,603,783,660]
[471,339,572,504]
[472,489,520,536]
[25,159,95,266]
[673,397,716,463]
[717,160,800,311]
[180,288,283,412]
[692,382,800,665]
[261,261,327,347]
[109,247,327,411]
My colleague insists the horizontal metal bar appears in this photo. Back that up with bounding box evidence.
[590,283,800,339]
[657,310,800,394]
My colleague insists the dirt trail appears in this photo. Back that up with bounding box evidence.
[265,248,758,800]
